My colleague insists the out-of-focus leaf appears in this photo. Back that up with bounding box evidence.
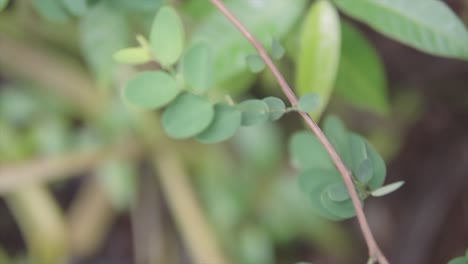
[238,99,269,126]
[107,0,162,14]
[0,0,9,12]
[98,158,137,210]
[150,6,184,67]
[123,71,180,110]
[113,47,152,65]
[335,22,389,115]
[32,0,70,23]
[239,227,274,264]
[448,256,468,264]
[191,0,306,93]
[333,0,468,60]
[161,93,214,139]
[271,38,285,59]
[245,54,265,73]
[180,42,213,93]
[62,0,88,16]
[295,0,340,120]
[262,97,285,121]
[79,2,130,85]
[297,93,320,112]
[196,104,242,144]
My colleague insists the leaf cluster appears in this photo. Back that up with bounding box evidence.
[289,116,403,220]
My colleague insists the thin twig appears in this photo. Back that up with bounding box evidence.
[209,0,389,263]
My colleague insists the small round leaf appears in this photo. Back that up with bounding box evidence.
[150,6,184,67]
[289,131,333,170]
[326,182,350,202]
[123,71,180,110]
[238,99,269,126]
[297,93,320,112]
[355,158,373,184]
[262,97,285,121]
[113,47,152,65]
[62,0,88,16]
[271,38,285,59]
[246,54,265,73]
[181,42,213,93]
[320,191,357,219]
[161,93,214,139]
[195,104,242,144]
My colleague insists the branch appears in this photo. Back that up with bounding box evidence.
[209,0,389,263]
[0,140,140,194]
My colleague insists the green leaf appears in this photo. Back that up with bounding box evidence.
[289,131,333,170]
[238,99,269,126]
[246,54,265,73]
[113,47,152,65]
[323,116,351,167]
[191,0,306,92]
[448,257,468,264]
[32,0,70,23]
[262,96,285,121]
[297,93,320,112]
[298,168,342,220]
[333,0,468,60]
[181,42,213,93]
[355,159,373,184]
[195,104,242,144]
[161,93,214,139]
[62,0,88,16]
[348,133,386,189]
[326,182,349,202]
[320,190,356,219]
[98,158,137,211]
[271,38,285,59]
[335,22,389,115]
[80,2,130,85]
[371,181,404,197]
[107,0,162,13]
[150,6,184,67]
[123,71,180,110]
[295,0,340,120]
[0,0,9,12]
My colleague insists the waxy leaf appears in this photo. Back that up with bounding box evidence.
[196,104,242,143]
[326,182,350,202]
[297,93,320,112]
[161,93,214,139]
[238,99,269,126]
[0,0,9,11]
[335,22,389,114]
[181,42,213,93]
[123,71,180,110]
[271,38,285,59]
[371,181,404,197]
[298,168,342,220]
[262,97,285,121]
[295,0,340,120]
[113,47,152,65]
[333,0,468,60]
[289,131,333,170]
[320,191,356,219]
[150,6,184,66]
[246,54,265,73]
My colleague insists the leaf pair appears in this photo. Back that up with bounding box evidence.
[290,116,402,220]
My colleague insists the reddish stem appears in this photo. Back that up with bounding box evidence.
[209,0,389,263]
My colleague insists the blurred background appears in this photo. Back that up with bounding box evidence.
[0,0,467,264]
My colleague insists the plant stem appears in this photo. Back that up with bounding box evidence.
[209,0,389,263]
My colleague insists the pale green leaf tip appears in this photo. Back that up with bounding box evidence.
[371,181,404,197]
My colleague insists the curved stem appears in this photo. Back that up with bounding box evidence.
[209,0,388,263]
